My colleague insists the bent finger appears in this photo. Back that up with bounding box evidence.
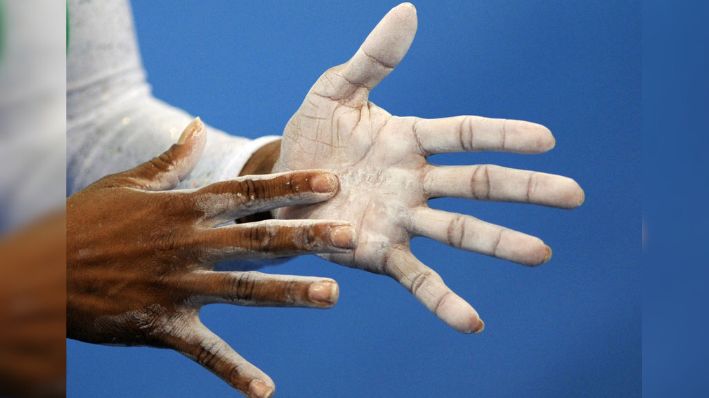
[183,271,339,308]
[192,170,339,224]
[423,164,585,208]
[163,317,274,398]
[409,207,552,266]
[412,116,555,155]
[196,220,356,261]
[384,248,483,333]
[105,117,206,190]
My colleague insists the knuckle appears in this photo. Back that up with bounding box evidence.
[275,171,313,197]
[284,280,301,303]
[153,146,180,172]
[246,225,278,251]
[170,192,200,217]
[282,172,301,195]
[434,291,454,314]
[410,270,436,295]
[240,179,259,201]
[296,224,322,250]
[231,272,258,302]
[196,342,219,367]
[470,165,491,200]
[241,175,300,202]
[446,215,467,248]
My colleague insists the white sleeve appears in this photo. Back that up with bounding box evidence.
[0,0,66,231]
[66,0,279,194]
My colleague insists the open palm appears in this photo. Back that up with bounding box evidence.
[275,3,584,333]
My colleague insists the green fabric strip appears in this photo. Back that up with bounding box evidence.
[0,0,5,63]
[66,1,69,53]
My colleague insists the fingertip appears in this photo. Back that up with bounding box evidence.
[310,172,340,194]
[542,245,553,264]
[528,241,552,266]
[436,293,483,333]
[363,1,418,68]
[575,185,586,207]
[330,225,356,249]
[538,125,556,152]
[473,318,485,334]
[511,120,555,153]
[557,178,585,208]
[397,2,417,15]
[329,280,340,305]
[546,131,556,151]
[494,231,550,266]
[391,1,418,27]
[248,379,275,398]
[307,280,340,307]
[178,117,206,145]
[520,121,555,152]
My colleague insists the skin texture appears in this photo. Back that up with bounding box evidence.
[67,119,356,398]
[274,3,585,333]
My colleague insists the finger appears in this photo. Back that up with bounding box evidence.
[423,164,585,208]
[196,220,356,261]
[411,116,555,154]
[383,248,484,333]
[312,3,417,101]
[409,207,552,266]
[342,3,417,89]
[182,271,339,308]
[192,170,340,224]
[108,117,206,190]
[164,317,275,398]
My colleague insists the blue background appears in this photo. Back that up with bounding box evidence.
[67,1,640,397]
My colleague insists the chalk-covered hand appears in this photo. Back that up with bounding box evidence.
[67,119,355,398]
[275,3,584,333]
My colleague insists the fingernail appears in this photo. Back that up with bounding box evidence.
[473,318,485,334]
[542,245,553,263]
[248,379,274,398]
[178,117,205,144]
[310,173,339,193]
[308,281,339,306]
[330,225,355,249]
[576,188,586,206]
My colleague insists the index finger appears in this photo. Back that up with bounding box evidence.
[192,170,340,224]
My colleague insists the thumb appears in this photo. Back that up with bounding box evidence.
[343,2,418,89]
[106,117,206,191]
[312,3,418,102]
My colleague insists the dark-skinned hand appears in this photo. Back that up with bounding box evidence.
[67,118,355,397]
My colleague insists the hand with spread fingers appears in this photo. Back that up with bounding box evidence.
[67,118,355,398]
[274,3,585,333]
